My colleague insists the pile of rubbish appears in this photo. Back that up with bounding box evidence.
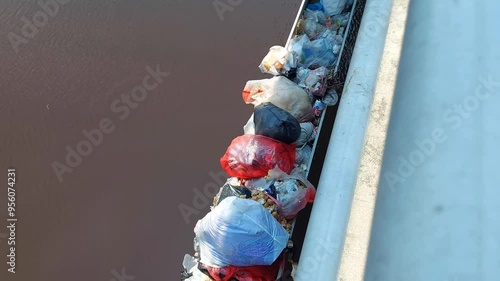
[181,1,352,280]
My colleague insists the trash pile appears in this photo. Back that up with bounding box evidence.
[181,1,352,280]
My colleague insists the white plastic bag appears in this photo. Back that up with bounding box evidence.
[194,197,289,268]
[242,76,314,122]
[181,254,212,281]
[323,89,339,106]
[243,113,255,134]
[293,122,317,147]
[258,46,296,75]
[321,0,347,16]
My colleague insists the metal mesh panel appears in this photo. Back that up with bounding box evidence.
[329,0,367,93]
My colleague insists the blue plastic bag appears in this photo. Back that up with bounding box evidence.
[194,197,289,268]
[289,35,336,69]
[302,37,336,68]
[306,2,324,11]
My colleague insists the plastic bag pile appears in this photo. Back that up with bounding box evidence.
[181,1,352,280]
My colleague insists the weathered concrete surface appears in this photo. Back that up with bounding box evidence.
[337,1,410,280]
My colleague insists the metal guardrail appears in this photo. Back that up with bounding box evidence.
[294,0,394,278]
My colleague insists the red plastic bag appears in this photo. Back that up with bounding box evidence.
[202,253,285,281]
[220,135,296,179]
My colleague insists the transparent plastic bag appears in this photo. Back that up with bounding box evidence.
[335,34,344,45]
[266,167,316,219]
[304,9,328,25]
[318,29,337,49]
[301,18,327,40]
[194,197,289,267]
[302,37,336,68]
[242,76,314,122]
[289,35,336,69]
[295,66,329,97]
[321,0,347,16]
[288,34,310,60]
[302,9,328,39]
[212,178,251,207]
[296,144,313,166]
[258,46,296,76]
[244,177,275,193]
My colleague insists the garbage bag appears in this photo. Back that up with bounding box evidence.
[323,89,339,106]
[301,9,328,39]
[288,34,336,69]
[295,66,329,97]
[244,178,277,199]
[254,102,301,144]
[194,197,290,268]
[318,29,338,51]
[258,46,296,76]
[300,18,327,40]
[181,254,212,281]
[293,122,317,147]
[200,253,284,281]
[267,167,316,219]
[243,114,255,134]
[296,144,313,166]
[213,178,251,207]
[306,2,324,11]
[288,34,310,62]
[302,37,336,68]
[304,9,328,25]
[220,134,296,179]
[321,0,347,16]
[242,76,314,122]
[275,180,315,219]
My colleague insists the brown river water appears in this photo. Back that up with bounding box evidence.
[0,0,300,280]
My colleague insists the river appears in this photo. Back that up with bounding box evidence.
[0,0,299,280]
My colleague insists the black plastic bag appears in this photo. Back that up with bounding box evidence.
[214,180,252,206]
[254,102,301,144]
